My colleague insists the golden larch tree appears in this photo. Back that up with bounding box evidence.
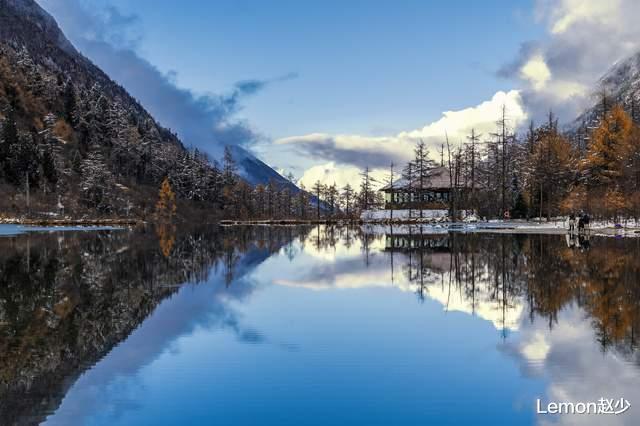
[156,177,177,219]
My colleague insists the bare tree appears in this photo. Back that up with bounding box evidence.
[384,162,396,221]
[402,161,415,219]
[312,180,324,220]
[413,139,434,219]
[466,128,480,213]
[359,166,374,211]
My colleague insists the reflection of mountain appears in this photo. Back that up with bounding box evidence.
[0,226,310,425]
[3,225,640,424]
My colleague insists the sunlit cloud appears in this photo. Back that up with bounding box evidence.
[281,90,526,186]
[501,0,640,122]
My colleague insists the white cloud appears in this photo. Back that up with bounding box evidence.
[507,305,640,426]
[280,90,526,187]
[283,0,640,185]
[297,161,387,189]
[537,0,621,34]
[400,90,526,144]
[505,0,640,121]
[520,53,551,91]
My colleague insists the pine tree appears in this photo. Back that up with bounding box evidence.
[222,146,238,186]
[1,107,19,181]
[62,82,78,127]
[341,183,355,218]
[41,145,58,187]
[325,183,338,217]
[6,133,40,188]
[80,151,114,212]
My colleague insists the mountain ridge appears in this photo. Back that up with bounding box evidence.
[0,0,300,219]
[570,50,640,134]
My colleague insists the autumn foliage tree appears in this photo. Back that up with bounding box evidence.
[579,105,636,217]
[156,177,177,220]
[524,118,575,219]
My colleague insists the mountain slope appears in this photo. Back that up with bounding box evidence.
[0,0,300,219]
[229,145,299,193]
[571,50,640,132]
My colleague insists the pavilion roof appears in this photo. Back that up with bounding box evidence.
[379,166,452,191]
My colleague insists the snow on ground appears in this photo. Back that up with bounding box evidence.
[360,209,472,221]
[359,211,640,237]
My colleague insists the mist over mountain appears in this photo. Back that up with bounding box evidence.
[0,0,298,219]
[570,50,640,132]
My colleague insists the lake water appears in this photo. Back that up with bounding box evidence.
[0,224,639,425]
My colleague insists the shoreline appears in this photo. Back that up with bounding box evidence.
[219,219,640,237]
[0,218,142,226]
[2,218,637,237]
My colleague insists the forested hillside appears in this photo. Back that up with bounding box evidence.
[0,0,314,222]
[0,0,245,220]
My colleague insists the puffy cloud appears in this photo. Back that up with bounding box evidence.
[297,161,386,189]
[501,0,640,122]
[505,305,640,425]
[280,90,526,179]
[520,53,552,91]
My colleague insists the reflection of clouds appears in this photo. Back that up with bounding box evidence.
[505,305,640,426]
[256,234,526,332]
[302,229,385,261]
[521,331,551,363]
[45,247,272,426]
[426,282,525,332]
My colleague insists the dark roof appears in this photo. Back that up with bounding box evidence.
[379,166,452,191]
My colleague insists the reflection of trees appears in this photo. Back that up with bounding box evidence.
[156,222,177,257]
[298,226,640,352]
[375,231,640,354]
[0,225,312,425]
[301,227,640,354]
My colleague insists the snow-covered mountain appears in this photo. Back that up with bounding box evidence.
[571,50,640,131]
[228,145,299,192]
[0,0,301,213]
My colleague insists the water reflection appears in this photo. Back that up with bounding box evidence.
[0,225,639,425]
[0,226,311,425]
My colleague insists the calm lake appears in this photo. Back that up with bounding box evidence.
[0,224,639,425]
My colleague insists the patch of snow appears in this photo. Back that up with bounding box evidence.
[362,209,448,221]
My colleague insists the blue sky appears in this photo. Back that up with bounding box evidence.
[41,0,640,187]
[108,0,540,139]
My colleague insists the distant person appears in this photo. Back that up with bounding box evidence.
[583,213,590,231]
[504,210,510,220]
[578,212,585,233]
[568,212,576,233]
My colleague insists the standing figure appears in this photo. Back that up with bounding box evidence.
[568,212,576,233]
[578,213,585,233]
[583,213,590,232]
